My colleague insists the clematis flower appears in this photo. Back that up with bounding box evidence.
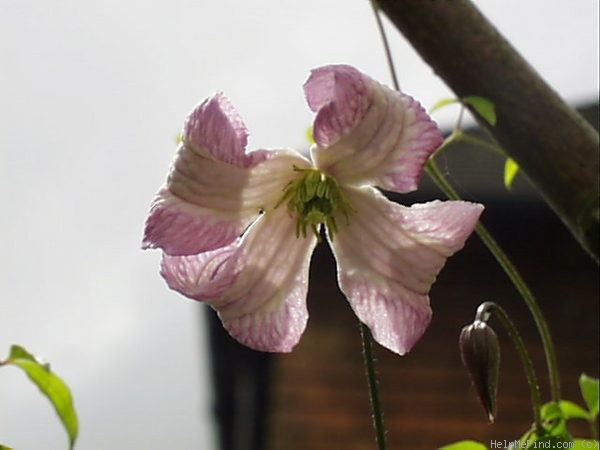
[142,64,483,355]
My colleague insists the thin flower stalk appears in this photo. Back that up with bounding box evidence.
[475,301,543,431]
[360,323,388,450]
[427,158,561,403]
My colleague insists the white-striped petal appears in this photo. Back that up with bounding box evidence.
[305,65,443,193]
[142,92,310,255]
[143,147,308,255]
[328,186,483,354]
[161,206,318,352]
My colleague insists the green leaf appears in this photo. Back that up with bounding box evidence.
[6,345,78,449]
[541,401,563,421]
[579,373,599,417]
[430,97,459,114]
[504,158,520,189]
[439,440,488,450]
[558,400,590,420]
[0,445,14,450]
[540,401,572,438]
[462,96,497,126]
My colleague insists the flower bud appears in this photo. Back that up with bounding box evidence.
[459,320,500,422]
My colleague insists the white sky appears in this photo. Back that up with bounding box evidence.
[0,1,597,449]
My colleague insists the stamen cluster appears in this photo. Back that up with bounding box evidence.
[277,166,354,240]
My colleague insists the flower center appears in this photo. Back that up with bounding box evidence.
[276,166,354,240]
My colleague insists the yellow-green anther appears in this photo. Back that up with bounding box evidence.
[277,167,354,241]
[316,179,327,197]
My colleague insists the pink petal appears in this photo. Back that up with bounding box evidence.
[142,148,307,255]
[161,206,319,353]
[142,188,246,256]
[304,65,443,193]
[159,234,240,301]
[142,93,311,255]
[328,186,483,354]
[304,65,371,143]
[183,92,256,168]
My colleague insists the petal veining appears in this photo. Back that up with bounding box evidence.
[142,187,246,256]
[305,65,443,193]
[328,186,483,354]
[183,92,254,168]
[142,93,311,255]
[161,206,319,352]
[304,65,371,146]
[143,148,308,255]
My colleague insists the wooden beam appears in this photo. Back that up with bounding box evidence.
[377,0,599,261]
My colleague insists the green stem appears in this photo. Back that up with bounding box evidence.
[370,0,400,91]
[426,158,561,403]
[360,322,388,450]
[476,301,543,431]
[443,128,507,158]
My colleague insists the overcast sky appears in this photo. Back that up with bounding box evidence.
[0,1,597,449]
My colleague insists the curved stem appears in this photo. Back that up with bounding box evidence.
[454,104,466,131]
[476,301,543,430]
[426,158,561,402]
[454,131,506,157]
[360,322,388,450]
[370,0,400,91]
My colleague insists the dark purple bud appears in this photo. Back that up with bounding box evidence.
[459,320,500,423]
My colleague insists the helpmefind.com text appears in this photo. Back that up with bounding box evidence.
[490,439,599,449]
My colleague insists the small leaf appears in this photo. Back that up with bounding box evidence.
[462,96,497,126]
[559,400,590,420]
[0,445,14,450]
[504,158,520,190]
[440,440,488,450]
[579,373,599,417]
[541,401,563,421]
[540,401,572,438]
[430,97,459,114]
[7,345,78,449]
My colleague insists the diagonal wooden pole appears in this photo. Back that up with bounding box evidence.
[376,0,599,262]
